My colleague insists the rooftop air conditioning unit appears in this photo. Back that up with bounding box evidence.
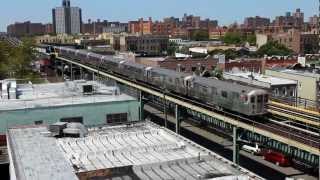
[48,122,68,137]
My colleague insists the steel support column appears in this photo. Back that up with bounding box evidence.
[80,67,83,80]
[70,63,73,81]
[140,91,144,121]
[164,94,168,128]
[92,72,95,81]
[175,104,181,134]
[62,62,65,80]
[233,126,240,164]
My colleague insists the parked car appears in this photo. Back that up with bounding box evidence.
[241,143,263,155]
[263,150,291,167]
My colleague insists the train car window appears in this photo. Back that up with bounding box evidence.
[232,92,239,99]
[257,95,262,103]
[212,87,217,95]
[250,96,255,103]
[202,86,208,93]
[221,91,228,98]
[264,95,268,103]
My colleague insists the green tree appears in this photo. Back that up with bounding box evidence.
[222,32,242,45]
[0,37,38,80]
[224,49,239,60]
[208,49,224,56]
[222,32,257,45]
[257,41,293,57]
[212,67,223,80]
[246,34,256,45]
[167,42,178,56]
[191,30,209,41]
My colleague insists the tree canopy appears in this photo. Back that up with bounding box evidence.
[190,30,209,41]
[222,32,256,45]
[0,38,39,80]
[256,41,293,56]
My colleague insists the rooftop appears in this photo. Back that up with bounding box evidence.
[224,72,297,88]
[8,122,263,180]
[268,68,320,79]
[0,80,135,111]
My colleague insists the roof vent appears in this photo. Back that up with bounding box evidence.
[83,85,94,95]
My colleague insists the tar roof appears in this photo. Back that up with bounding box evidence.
[8,122,263,180]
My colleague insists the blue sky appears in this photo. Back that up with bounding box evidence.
[0,0,317,31]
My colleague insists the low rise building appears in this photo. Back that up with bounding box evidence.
[266,68,320,109]
[103,22,128,34]
[35,34,75,44]
[120,34,169,56]
[0,80,140,143]
[8,122,262,180]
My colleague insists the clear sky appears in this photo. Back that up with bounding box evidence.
[0,0,318,31]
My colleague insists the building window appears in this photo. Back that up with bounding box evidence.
[282,87,287,96]
[274,88,279,96]
[34,120,43,125]
[106,113,128,124]
[60,117,83,124]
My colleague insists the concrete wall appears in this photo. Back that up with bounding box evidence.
[0,100,140,134]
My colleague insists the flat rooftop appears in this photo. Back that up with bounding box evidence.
[8,122,263,180]
[269,68,320,79]
[0,80,136,111]
[224,72,297,88]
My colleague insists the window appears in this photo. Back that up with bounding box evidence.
[61,117,83,124]
[282,87,287,96]
[221,91,228,98]
[251,96,255,103]
[34,120,43,125]
[257,95,262,103]
[274,88,279,96]
[191,67,197,72]
[107,113,128,124]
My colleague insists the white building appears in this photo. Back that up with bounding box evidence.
[52,0,82,35]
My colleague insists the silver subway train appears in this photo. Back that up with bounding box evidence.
[54,46,269,116]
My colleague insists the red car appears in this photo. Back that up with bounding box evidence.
[263,150,291,167]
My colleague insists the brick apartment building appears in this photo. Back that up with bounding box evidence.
[110,34,168,56]
[7,21,45,36]
[129,18,153,34]
[271,29,319,54]
[243,16,270,29]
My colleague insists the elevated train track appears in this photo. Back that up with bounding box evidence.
[268,101,320,128]
[51,53,320,156]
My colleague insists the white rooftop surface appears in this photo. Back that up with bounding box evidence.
[8,122,263,180]
[273,69,320,79]
[224,72,297,86]
[0,80,135,111]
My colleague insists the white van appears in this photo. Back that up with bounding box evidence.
[241,143,262,155]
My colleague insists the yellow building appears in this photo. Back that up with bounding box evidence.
[266,69,320,109]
